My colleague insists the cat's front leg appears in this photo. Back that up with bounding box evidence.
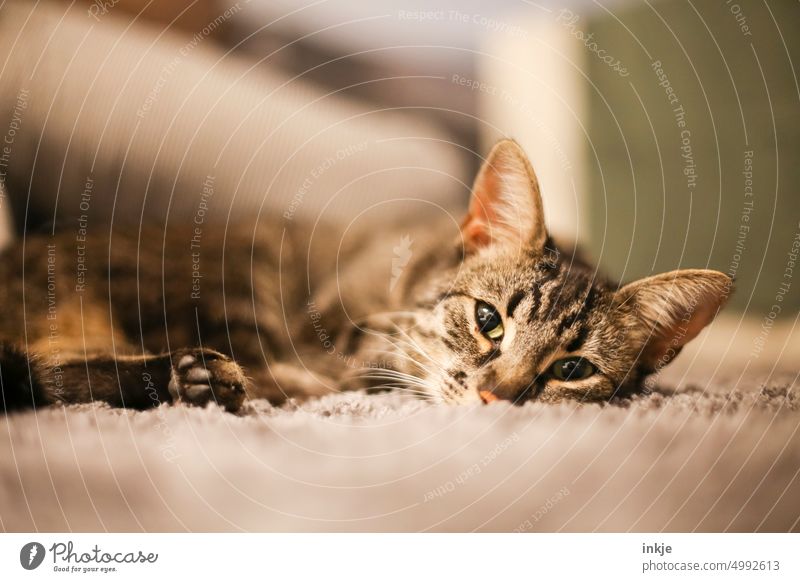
[2,346,247,413]
[45,347,247,412]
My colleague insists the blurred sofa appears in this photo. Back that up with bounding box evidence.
[0,0,468,244]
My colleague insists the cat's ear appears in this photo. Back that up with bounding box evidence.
[461,139,547,253]
[615,269,732,370]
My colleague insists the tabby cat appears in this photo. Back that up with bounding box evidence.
[0,140,731,413]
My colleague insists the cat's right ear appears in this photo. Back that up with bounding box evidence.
[460,139,548,254]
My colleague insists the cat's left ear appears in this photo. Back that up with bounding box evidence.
[461,139,547,253]
[615,269,733,370]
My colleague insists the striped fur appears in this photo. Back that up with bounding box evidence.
[0,140,732,412]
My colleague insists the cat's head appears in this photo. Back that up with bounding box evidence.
[379,139,732,404]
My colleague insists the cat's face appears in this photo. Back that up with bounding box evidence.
[373,140,732,405]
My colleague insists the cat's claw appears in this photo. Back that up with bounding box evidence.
[169,348,246,412]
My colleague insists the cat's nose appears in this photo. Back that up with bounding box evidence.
[478,383,536,405]
[479,390,499,404]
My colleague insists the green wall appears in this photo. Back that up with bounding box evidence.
[586,0,799,315]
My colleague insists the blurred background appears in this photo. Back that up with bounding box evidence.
[0,0,797,379]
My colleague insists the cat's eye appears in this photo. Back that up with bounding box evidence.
[550,357,596,381]
[475,301,504,341]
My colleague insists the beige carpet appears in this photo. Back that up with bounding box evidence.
[2,364,798,532]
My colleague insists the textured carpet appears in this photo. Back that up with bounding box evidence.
[2,366,798,532]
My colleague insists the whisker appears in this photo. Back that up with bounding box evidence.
[383,326,443,371]
[356,370,425,383]
[354,335,440,386]
[352,319,450,405]
[353,367,433,393]
[361,382,434,400]
[360,345,435,376]
[353,365,427,383]
[355,373,430,390]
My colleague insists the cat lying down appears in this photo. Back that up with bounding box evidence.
[0,140,731,413]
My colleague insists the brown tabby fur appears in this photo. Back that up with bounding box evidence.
[0,140,732,412]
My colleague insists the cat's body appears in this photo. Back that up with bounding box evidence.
[0,141,732,413]
[0,211,458,410]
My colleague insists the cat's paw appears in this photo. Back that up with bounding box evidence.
[169,348,246,412]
